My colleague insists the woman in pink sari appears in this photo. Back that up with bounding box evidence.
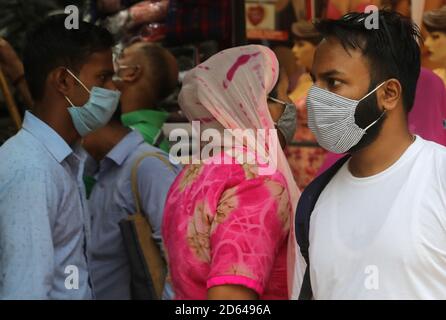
[162,45,301,300]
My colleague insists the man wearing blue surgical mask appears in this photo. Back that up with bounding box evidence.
[0,15,117,299]
[294,11,446,300]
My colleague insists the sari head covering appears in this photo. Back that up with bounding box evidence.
[178,44,302,298]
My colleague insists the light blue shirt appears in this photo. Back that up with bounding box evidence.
[87,130,181,300]
[0,111,92,300]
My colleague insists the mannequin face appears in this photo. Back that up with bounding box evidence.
[425,31,446,65]
[292,40,316,71]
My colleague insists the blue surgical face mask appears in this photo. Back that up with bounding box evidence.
[64,69,121,137]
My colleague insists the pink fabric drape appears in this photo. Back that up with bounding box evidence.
[178,45,301,298]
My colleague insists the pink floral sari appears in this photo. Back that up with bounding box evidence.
[163,151,291,299]
[162,45,301,299]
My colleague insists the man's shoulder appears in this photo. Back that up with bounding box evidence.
[0,130,54,173]
[0,132,71,200]
[124,143,180,178]
[306,155,349,192]
[134,142,169,156]
[422,138,446,162]
[135,143,179,168]
[421,139,446,175]
[423,138,446,151]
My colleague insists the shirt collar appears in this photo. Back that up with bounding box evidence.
[104,130,145,166]
[22,111,74,163]
[121,109,169,130]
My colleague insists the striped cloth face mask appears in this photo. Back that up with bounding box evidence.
[306,82,386,154]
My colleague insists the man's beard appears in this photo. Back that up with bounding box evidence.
[347,84,386,153]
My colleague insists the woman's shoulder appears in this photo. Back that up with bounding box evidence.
[215,148,290,188]
[433,68,446,87]
[173,147,289,196]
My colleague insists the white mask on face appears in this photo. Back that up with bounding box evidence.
[306,82,386,154]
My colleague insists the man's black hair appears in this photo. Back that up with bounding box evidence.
[315,10,421,113]
[23,14,114,102]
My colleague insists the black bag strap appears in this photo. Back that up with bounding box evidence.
[295,155,351,300]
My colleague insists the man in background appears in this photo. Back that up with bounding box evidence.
[115,42,178,152]
[83,107,181,300]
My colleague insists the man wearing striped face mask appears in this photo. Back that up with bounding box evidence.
[294,10,446,300]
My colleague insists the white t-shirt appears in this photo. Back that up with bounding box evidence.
[307,136,446,300]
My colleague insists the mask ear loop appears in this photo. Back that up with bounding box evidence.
[364,109,387,131]
[64,68,91,107]
[65,69,91,94]
[268,96,287,105]
[360,82,388,132]
[64,95,75,107]
[359,81,386,102]
[267,96,288,126]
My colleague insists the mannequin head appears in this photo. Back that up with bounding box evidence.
[423,6,446,66]
[291,21,322,72]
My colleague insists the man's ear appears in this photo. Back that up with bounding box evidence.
[50,67,76,97]
[379,78,401,111]
[121,65,142,82]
